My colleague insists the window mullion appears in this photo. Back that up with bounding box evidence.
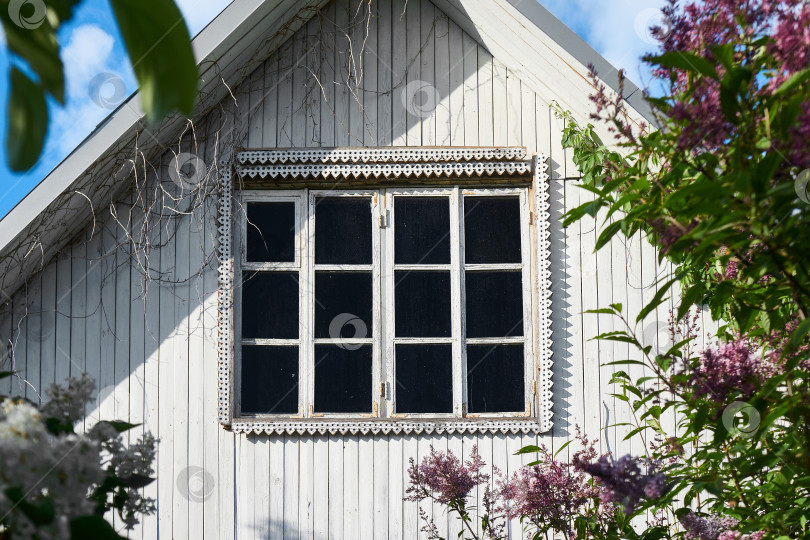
[451,186,464,417]
[303,190,314,417]
[372,190,383,417]
[382,189,395,418]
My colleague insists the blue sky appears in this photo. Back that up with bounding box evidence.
[0,0,665,218]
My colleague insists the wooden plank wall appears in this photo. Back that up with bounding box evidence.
[0,0,698,538]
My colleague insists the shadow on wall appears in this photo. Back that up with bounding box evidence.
[547,162,576,444]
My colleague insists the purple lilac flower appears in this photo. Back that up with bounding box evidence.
[572,453,667,514]
[405,445,488,505]
[764,318,810,372]
[679,511,739,540]
[724,258,739,280]
[498,445,602,537]
[686,339,768,403]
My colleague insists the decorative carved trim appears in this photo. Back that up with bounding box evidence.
[217,163,234,424]
[217,148,554,434]
[230,419,544,436]
[236,161,532,181]
[534,154,554,433]
[238,147,527,165]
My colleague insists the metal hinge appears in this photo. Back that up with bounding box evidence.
[528,211,534,225]
[380,382,387,398]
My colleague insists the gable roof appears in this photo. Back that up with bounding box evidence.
[0,0,653,300]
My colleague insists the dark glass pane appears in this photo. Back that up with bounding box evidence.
[464,196,521,264]
[314,345,373,413]
[394,196,450,264]
[240,346,299,414]
[246,202,296,262]
[315,197,372,264]
[240,272,299,339]
[395,344,453,414]
[465,271,523,338]
[467,344,524,413]
[394,271,451,337]
[314,272,372,339]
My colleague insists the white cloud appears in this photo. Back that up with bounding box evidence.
[60,24,116,97]
[50,24,135,155]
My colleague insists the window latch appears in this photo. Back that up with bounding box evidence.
[380,382,387,399]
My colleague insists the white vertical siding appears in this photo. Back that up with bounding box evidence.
[0,0,694,538]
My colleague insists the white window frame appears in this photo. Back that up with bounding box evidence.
[217,147,552,436]
[382,187,535,419]
[234,191,307,417]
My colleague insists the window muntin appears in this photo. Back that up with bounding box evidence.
[235,187,534,420]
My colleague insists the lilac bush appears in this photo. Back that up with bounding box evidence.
[413,0,810,536]
[570,454,666,515]
[677,338,770,404]
[406,433,671,539]
[498,438,608,539]
[406,446,488,505]
[679,511,739,540]
[406,445,504,539]
[0,374,156,538]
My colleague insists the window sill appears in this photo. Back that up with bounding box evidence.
[227,418,547,436]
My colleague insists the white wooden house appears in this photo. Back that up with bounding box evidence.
[0,0,675,537]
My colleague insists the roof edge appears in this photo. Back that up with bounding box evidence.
[505,0,655,123]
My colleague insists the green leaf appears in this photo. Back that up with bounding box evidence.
[771,68,810,97]
[45,417,75,435]
[709,43,735,70]
[515,445,542,455]
[677,284,704,320]
[553,440,573,458]
[109,0,197,122]
[104,420,141,433]
[595,221,623,251]
[118,473,155,489]
[787,317,810,352]
[719,67,752,124]
[70,516,125,539]
[6,68,48,172]
[585,308,620,315]
[755,137,771,150]
[636,278,676,324]
[646,51,719,80]
[0,14,65,102]
[603,360,648,368]
[4,487,55,526]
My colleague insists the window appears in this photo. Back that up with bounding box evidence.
[217,147,553,434]
[234,187,534,419]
